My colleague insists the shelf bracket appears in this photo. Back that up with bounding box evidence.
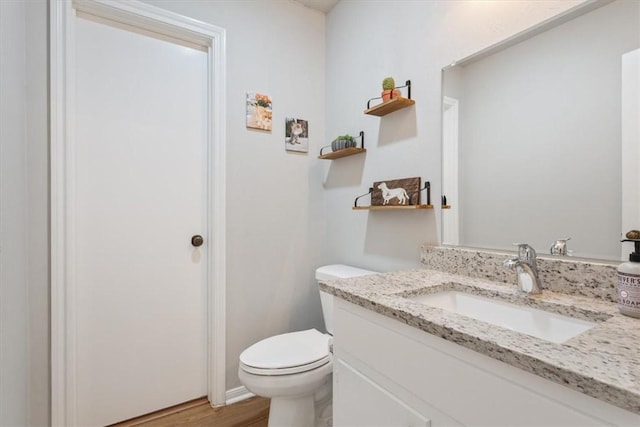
[405,79,411,100]
[319,144,331,157]
[354,187,373,208]
[408,181,430,206]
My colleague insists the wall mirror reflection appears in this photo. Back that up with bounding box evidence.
[441,0,639,261]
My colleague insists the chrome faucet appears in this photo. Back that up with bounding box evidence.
[503,243,542,295]
[550,237,572,256]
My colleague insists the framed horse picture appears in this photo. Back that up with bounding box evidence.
[372,177,421,206]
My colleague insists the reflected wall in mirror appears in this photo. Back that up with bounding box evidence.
[442,0,639,261]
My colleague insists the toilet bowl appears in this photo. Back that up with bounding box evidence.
[238,265,376,427]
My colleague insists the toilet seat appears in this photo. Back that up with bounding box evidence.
[239,329,331,376]
[240,355,331,376]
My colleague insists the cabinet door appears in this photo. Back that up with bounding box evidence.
[334,359,430,427]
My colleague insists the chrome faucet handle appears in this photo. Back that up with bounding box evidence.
[550,237,571,256]
[512,243,537,263]
[503,256,519,268]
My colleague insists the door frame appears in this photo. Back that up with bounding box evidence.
[50,1,227,424]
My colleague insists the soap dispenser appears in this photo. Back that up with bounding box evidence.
[618,230,640,318]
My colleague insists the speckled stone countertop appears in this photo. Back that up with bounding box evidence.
[318,268,640,415]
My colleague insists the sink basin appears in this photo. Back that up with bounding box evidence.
[408,291,596,344]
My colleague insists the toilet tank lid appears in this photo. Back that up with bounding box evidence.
[315,264,377,281]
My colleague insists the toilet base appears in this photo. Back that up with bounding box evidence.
[315,401,332,427]
[268,394,315,427]
[266,395,332,427]
[314,377,332,427]
[238,361,333,427]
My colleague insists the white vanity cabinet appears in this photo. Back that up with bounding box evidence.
[332,299,640,427]
[334,358,431,427]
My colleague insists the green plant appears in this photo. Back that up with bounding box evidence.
[382,77,395,90]
[332,133,357,151]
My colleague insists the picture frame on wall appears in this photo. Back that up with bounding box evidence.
[246,92,272,131]
[285,117,309,153]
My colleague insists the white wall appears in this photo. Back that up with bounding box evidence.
[0,2,29,425]
[25,2,50,424]
[324,0,585,272]
[0,1,49,425]
[140,0,327,391]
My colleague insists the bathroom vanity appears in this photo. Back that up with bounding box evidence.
[320,253,640,426]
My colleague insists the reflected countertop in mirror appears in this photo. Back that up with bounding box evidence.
[441,0,639,261]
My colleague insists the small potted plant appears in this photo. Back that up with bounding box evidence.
[331,134,356,151]
[381,77,400,102]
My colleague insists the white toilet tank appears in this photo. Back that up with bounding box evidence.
[315,264,376,334]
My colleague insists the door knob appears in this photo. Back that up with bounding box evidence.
[191,235,204,247]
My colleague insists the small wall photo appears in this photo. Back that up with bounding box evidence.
[246,92,272,131]
[285,117,309,153]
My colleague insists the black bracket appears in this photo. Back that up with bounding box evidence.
[366,80,412,109]
[320,131,365,156]
[354,187,374,208]
[407,181,431,206]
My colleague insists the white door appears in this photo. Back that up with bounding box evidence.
[74,15,208,426]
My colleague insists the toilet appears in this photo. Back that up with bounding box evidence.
[238,264,376,427]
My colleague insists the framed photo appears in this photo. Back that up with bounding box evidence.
[246,92,272,131]
[285,117,309,153]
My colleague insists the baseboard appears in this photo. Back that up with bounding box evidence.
[225,386,255,405]
[110,397,209,426]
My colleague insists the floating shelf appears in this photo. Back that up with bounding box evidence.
[353,204,434,211]
[364,97,416,117]
[318,147,366,160]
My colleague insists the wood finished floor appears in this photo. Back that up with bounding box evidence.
[112,397,270,427]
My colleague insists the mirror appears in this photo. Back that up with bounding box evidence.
[441,0,639,261]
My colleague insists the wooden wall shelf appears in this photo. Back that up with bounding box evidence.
[442,205,452,209]
[353,205,434,211]
[364,97,415,117]
[318,147,366,160]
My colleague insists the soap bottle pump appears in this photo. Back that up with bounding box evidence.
[618,230,640,318]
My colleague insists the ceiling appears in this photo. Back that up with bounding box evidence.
[294,0,340,14]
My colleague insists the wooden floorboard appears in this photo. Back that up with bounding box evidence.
[114,396,270,427]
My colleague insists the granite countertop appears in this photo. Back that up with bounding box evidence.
[319,268,640,415]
